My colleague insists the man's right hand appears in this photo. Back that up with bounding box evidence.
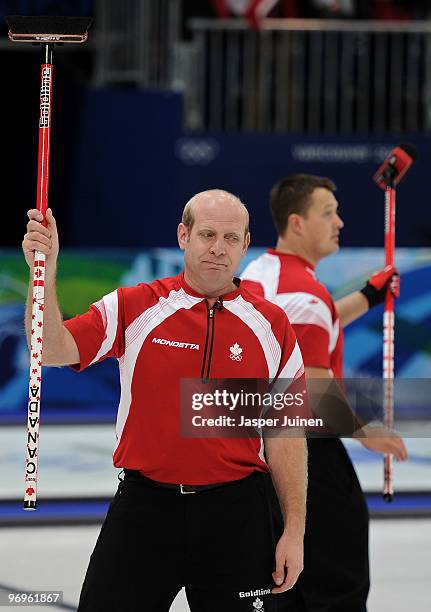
[22,207,79,366]
[357,425,408,461]
[22,208,59,273]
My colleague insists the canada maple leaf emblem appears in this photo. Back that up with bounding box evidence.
[229,343,243,361]
[26,487,35,496]
[253,598,264,610]
[230,343,242,356]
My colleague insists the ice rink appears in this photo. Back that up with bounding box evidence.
[1,426,430,611]
[1,520,430,611]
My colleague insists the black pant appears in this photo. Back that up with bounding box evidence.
[285,439,370,612]
[77,471,306,611]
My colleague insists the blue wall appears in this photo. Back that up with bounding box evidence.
[70,89,431,248]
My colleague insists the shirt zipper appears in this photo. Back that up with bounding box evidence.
[201,301,216,382]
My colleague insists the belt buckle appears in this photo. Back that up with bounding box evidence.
[180,484,196,495]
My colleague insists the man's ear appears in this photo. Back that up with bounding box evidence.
[288,214,303,236]
[242,232,251,255]
[178,223,189,251]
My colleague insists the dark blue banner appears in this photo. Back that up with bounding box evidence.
[70,89,430,247]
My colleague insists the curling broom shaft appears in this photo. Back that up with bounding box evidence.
[383,185,395,502]
[24,44,53,510]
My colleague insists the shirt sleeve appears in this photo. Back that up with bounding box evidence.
[265,313,310,423]
[63,289,123,372]
[275,292,332,370]
[291,323,331,369]
[276,318,304,381]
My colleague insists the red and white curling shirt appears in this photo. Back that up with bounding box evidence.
[64,272,304,484]
[241,250,343,379]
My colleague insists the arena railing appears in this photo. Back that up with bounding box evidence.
[183,18,431,134]
[94,0,181,89]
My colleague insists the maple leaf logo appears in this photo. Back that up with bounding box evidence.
[253,598,264,610]
[26,487,35,496]
[229,342,243,361]
[230,343,242,356]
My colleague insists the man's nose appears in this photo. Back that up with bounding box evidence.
[210,239,226,256]
[336,214,344,229]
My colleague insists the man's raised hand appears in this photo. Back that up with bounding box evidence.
[22,208,59,274]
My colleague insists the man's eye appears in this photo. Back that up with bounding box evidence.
[227,235,239,242]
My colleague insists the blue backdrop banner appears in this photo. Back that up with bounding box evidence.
[69,90,430,247]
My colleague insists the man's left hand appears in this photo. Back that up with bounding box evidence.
[271,531,304,594]
[360,265,400,308]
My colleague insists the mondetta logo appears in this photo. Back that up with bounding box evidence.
[152,337,199,350]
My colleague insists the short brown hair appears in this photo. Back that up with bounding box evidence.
[270,174,336,237]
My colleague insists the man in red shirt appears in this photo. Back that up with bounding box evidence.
[23,189,307,611]
[241,174,408,612]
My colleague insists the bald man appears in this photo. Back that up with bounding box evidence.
[23,190,308,612]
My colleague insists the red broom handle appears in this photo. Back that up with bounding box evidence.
[383,185,395,502]
[24,45,53,510]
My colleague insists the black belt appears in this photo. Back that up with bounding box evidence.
[123,469,259,494]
